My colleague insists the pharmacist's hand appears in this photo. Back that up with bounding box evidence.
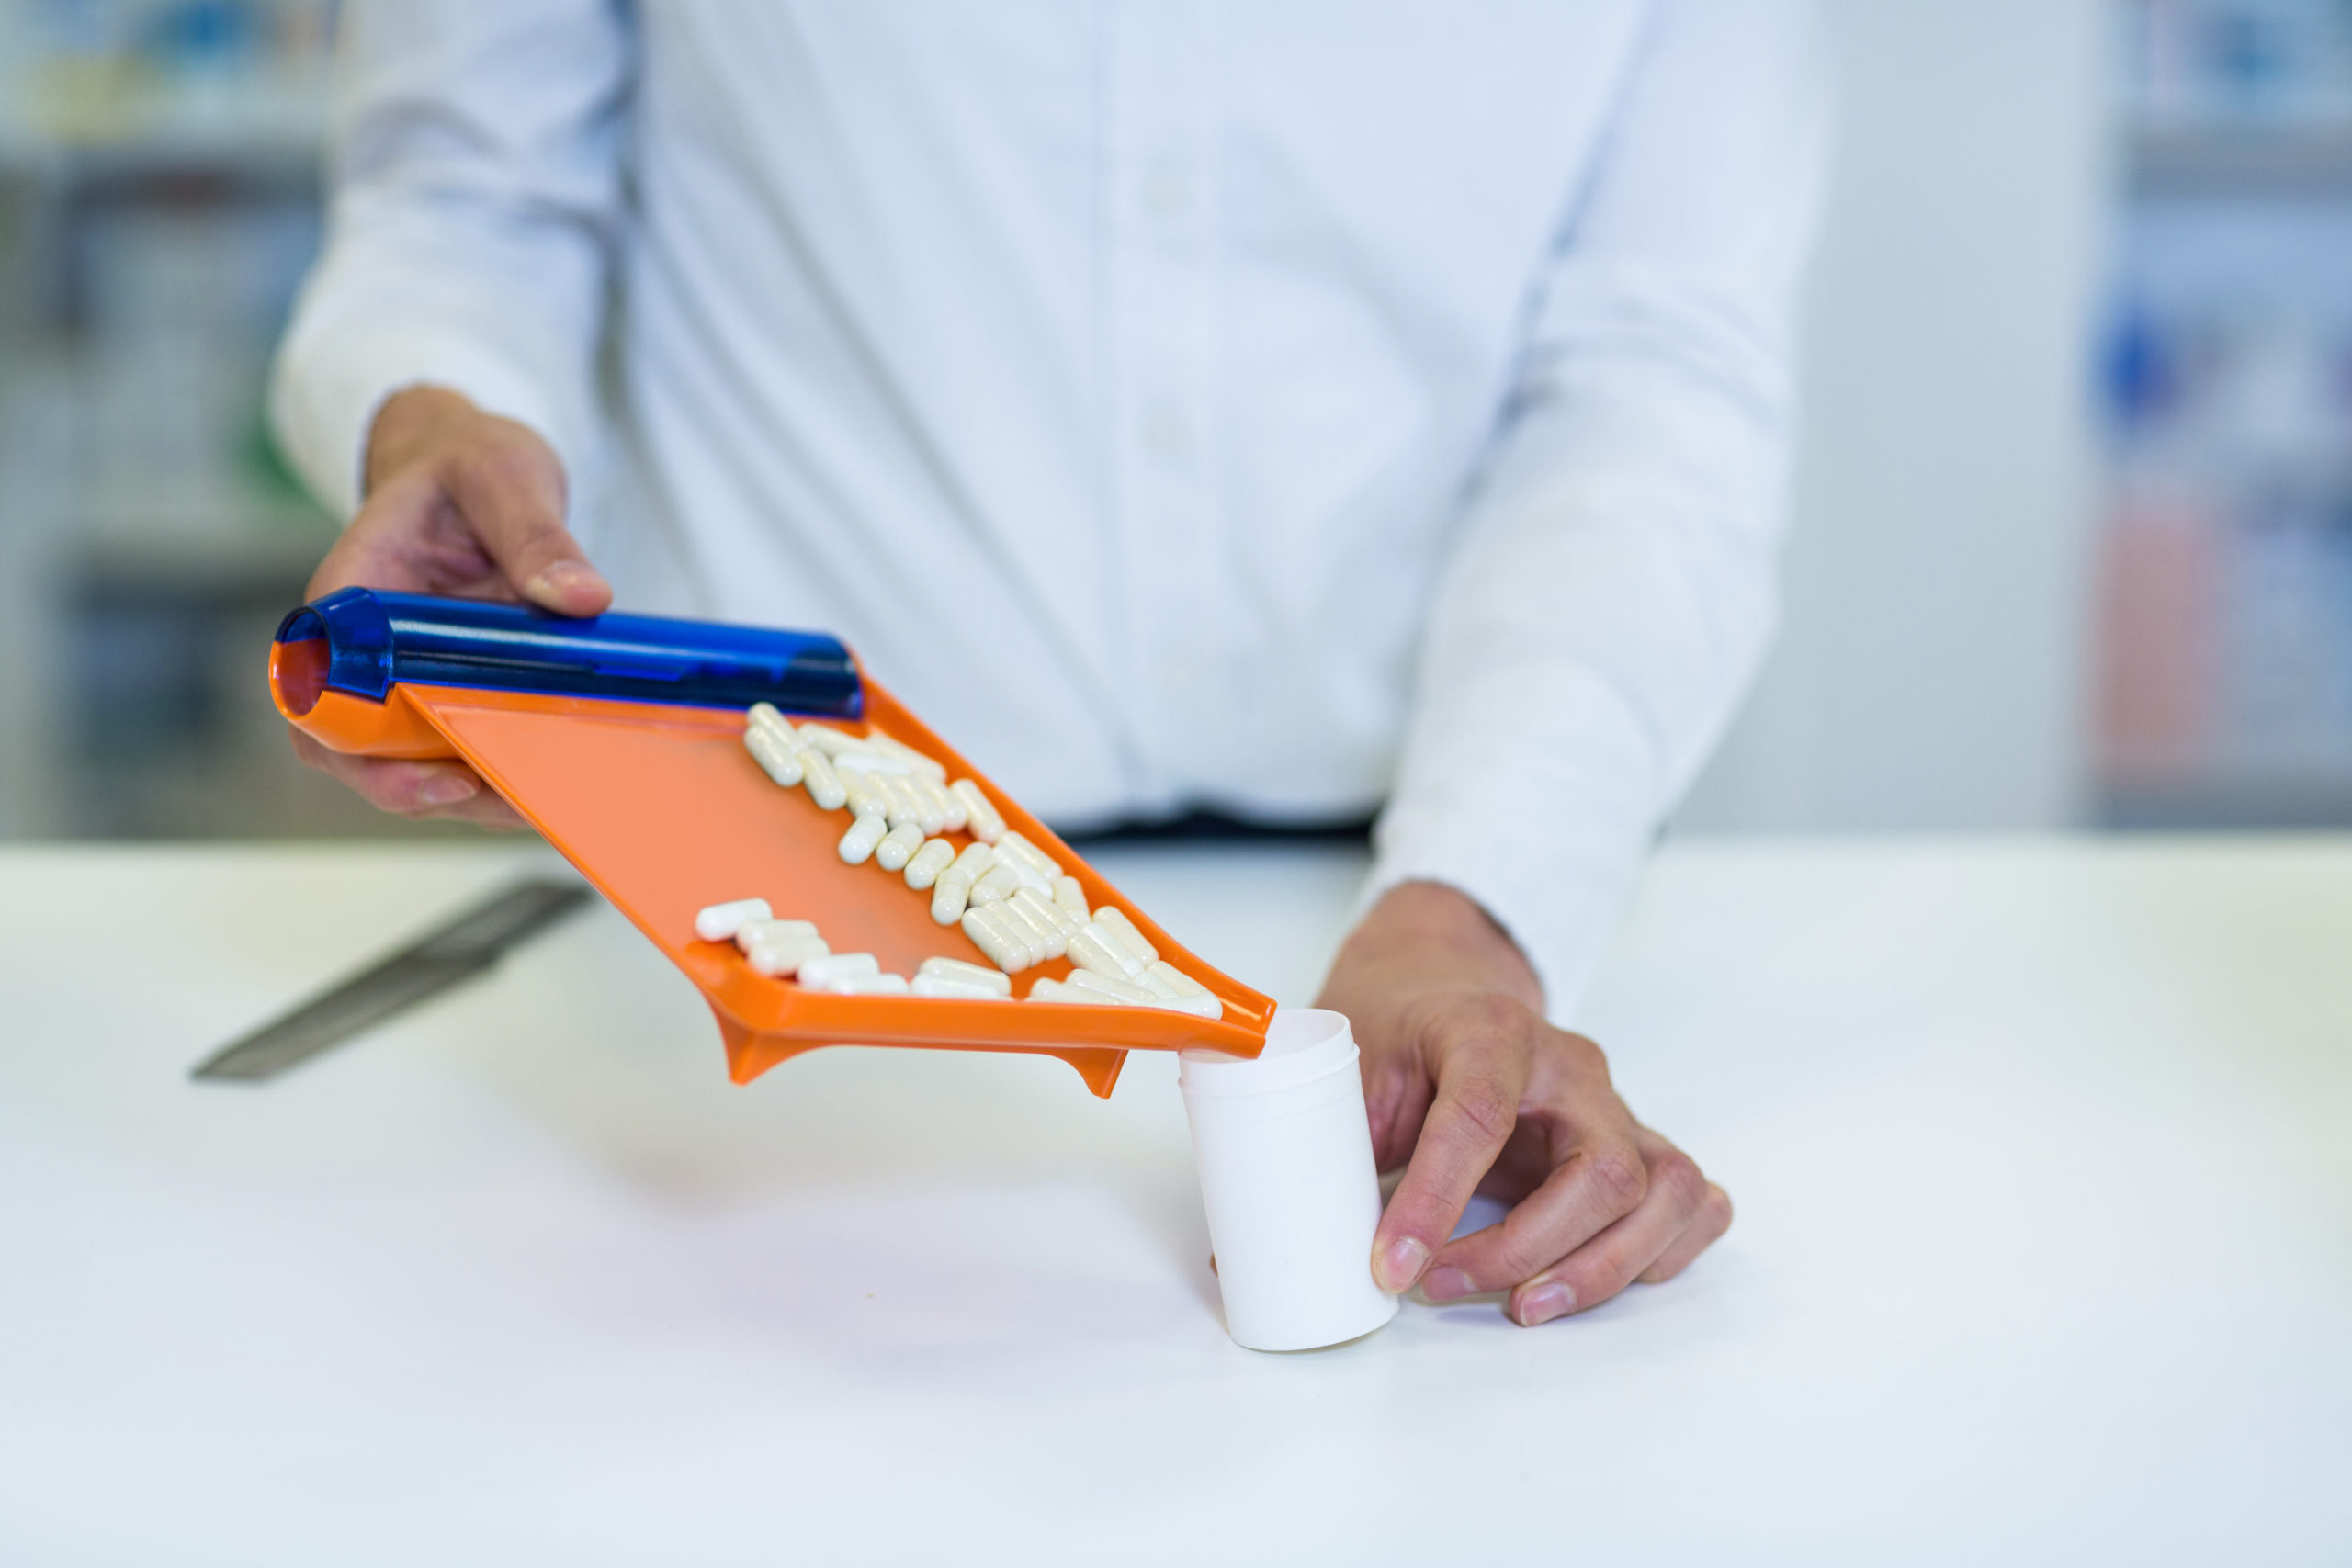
[1316,881,1732,1326]
[290,386,610,828]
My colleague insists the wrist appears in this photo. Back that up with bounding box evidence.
[364,385,480,494]
[1328,880,1543,1014]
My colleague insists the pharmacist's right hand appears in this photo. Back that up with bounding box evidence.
[289,385,611,828]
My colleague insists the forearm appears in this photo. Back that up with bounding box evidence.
[1367,376,1793,1016]
[1325,882,1541,1014]
[271,0,628,518]
[1367,0,1825,1014]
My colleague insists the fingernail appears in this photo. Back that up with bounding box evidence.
[1420,1265,1475,1302]
[418,773,477,807]
[1374,1235,1430,1294]
[1513,1280,1574,1326]
[533,560,603,600]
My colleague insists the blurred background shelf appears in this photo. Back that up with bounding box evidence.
[2095,0,2352,828]
[0,0,329,164]
[0,0,452,840]
[3,0,2348,842]
[2130,123,2352,196]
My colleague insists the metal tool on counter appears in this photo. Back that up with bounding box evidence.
[192,877,594,1083]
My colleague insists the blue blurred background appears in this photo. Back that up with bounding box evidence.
[1,0,2346,839]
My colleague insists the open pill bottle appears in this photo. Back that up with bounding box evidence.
[1179,1007,1400,1352]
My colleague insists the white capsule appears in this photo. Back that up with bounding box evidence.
[744,726,806,786]
[911,973,1007,1000]
[735,917,819,953]
[885,774,932,831]
[997,831,1061,882]
[1157,989,1223,1019]
[980,903,1039,969]
[847,767,895,822]
[875,820,925,871]
[931,843,994,924]
[969,861,1024,907]
[1135,962,1182,999]
[1028,976,1114,1006]
[797,723,867,759]
[822,971,911,996]
[998,893,1068,960]
[695,897,772,942]
[746,703,807,742]
[1069,920,1148,981]
[1091,905,1159,965]
[812,969,901,996]
[1012,889,1079,953]
[916,956,1013,995]
[904,838,957,891]
[917,775,967,833]
[899,774,951,835]
[1052,875,1089,920]
[950,779,1006,844]
[837,810,888,864]
[861,729,950,781]
[838,767,888,819]
[744,933,828,976]
[960,907,1026,971]
[1006,855,1053,896]
[1063,966,1159,1006]
[1012,884,1075,931]
[797,951,879,989]
[1145,962,1224,1017]
[831,748,910,778]
[944,841,996,885]
[1147,958,1210,998]
[763,714,814,751]
[988,903,1043,969]
[799,750,848,811]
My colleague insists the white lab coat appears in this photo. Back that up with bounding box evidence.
[272,0,1826,1012]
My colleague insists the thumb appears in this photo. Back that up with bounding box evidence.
[442,428,612,617]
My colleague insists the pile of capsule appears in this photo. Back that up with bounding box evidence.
[691,898,1012,998]
[709,705,1222,1019]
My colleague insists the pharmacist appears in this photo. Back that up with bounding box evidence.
[272,1,1825,1329]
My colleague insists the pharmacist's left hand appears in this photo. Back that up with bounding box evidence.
[1315,881,1732,1326]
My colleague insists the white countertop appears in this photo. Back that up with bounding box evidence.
[1,836,2346,1564]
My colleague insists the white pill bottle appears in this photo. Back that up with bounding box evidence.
[1179,1007,1400,1351]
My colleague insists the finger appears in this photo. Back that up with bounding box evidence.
[1360,1048,1438,1174]
[1508,1149,1713,1326]
[1369,1001,1533,1293]
[1471,1117,1555,1204]
[438,432,610,615]
[1417,1126,1650,1301]
[288,730,528,828]
[1638,1182,1733,1285]
[306,472,492,601]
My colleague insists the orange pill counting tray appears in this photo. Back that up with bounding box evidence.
[268,590,1272,1096]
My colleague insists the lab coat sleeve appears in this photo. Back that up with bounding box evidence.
[268,0,631,519]
[1364,0,1828,1018]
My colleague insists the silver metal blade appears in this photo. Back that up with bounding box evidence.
[192,877,594,1083]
